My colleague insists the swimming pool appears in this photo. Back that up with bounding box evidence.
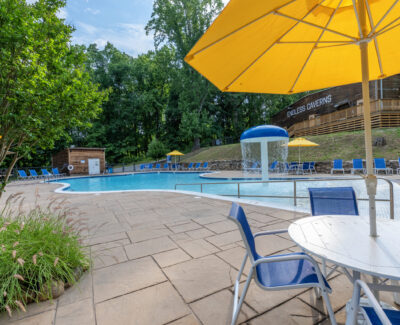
[52,172,398,219]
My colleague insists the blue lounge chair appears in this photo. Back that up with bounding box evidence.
[287,162,299,174]
[187,162,194,170]
[374,158,393,175]
[351,159,365,174]
[163,163,169,170]
[249,162,260,173]
[147,163,153,170]
[228,203,335,325]
[347,280,399,325]
[331,159,344,174]
[155,164,161,170]
[194,163,201,170]
[202,162,209,170]
[269,161,278,172]
[139,164,145,171]
[41,169,53,178]
[308,187,359,216]
[309,161,316,174]
[52,168,65,177]
[17,170,31,180]
[29,169,43,179]
[301,162,310,174]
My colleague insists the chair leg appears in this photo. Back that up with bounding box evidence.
[232,254,252,325]
[320,287,337,325]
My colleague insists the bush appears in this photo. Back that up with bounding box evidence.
[147,138,169,159]
[0,194,90,317]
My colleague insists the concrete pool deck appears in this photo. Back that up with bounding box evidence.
[0,182,398,324]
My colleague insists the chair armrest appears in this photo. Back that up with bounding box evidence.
[253,229,288,238]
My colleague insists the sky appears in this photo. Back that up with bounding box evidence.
[52,0,229,57]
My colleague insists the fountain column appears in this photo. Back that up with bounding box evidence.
[260,140,268,181]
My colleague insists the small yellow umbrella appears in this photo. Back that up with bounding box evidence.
[167,150,184,170]
[286,138,319,164]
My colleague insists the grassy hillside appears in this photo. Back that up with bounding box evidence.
[182,128,400,162]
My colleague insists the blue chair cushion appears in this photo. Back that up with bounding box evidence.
[255,252,331,289]
[362,306,400,325]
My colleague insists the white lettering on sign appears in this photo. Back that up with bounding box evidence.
[286,94,332,118]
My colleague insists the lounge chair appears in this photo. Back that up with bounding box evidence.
[201,162,209,170]
[228,203,336,325]
[374,158,393,175]
[194,163,201,170]
[29,169,43,179]
[288,162,299,174]
[347,280,399,325]
[155,164,161,170]
[187,162,194,170]
[17,170,31,180]
[52,168,66,177]
[41,169,53,178]
[331,159,344,174]
[139,164,145,171]
[163,163,169,170]
[351,159,365,174]
[301,162,311,174]
[268,161,278,172]
[147,163,153,170]
[248,162,260,173]
[309,161,316,174]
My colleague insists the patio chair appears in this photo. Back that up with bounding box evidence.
[52,168,66,177]
[17,170,31,180]
[139,164,145,171]
[147,163,153,170]
[163,163,169,170]
[301,162,310,174]
[269,160,278,172]
[201,162,209,170]
[187,162,194,170]
[347,280,399,325]
[155,164,161,170]
[228,203,336,325]
[374,158,393,175]
[308,187,359,216]
[249,162,260,173]
[331,159,344,174]
[41,169,53,178]
[194,163,201,170]
[309,161,316,174]
[288,162,299,174]
[351,159,366,174]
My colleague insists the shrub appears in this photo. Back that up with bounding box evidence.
[147,138,169,159]
[0,194,90,317]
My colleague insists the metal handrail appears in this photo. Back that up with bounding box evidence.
[174,176,395,219]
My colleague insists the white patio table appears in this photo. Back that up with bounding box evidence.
[288,215,400,298]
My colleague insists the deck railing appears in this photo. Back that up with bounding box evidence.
[175,176,395,219]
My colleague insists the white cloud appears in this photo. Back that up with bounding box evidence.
[77,22,98,34]
[57,8,67,19]
[84,7,100,15]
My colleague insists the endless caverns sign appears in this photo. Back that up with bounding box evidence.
[287,94,332,118]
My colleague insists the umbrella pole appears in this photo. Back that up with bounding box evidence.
[359,0,377,237]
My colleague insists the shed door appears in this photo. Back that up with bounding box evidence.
[88,158,100,175]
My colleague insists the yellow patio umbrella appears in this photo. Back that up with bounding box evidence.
[184,0,400,237]
[167,150,184,170]
[287,138,319,164]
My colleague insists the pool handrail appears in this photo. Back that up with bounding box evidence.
[174,176,395,220]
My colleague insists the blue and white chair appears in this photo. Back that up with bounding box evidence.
[201,162,209,170]
[331,159,344,174]
[228,203,336,325]
[155,164,161,171]
[351,159,366,174]
[346,280,399,325]
[17,170,31,180]
[374,158,393,175]
[41,169,53,178]
[187,162,194,170]
[269,160,278,173]
[29,169,43,179]
[52,168,65,177]
[194,163,201,170]
[163,163,169,170]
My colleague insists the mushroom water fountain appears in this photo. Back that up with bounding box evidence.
[240,125,289,181]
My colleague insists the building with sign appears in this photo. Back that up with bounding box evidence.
[271,74,400,137]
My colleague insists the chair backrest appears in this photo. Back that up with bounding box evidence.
[195,163,201,168]
[203,162,208,168]
[308,187,359,216]
[374,158,386,169]
[302,162,309,170]
[251,162,258,168]
[29,169,38,176]
[310,161,315,168]
[52,168,60,175]
[148,164,153,169]
[18,170,27,178]
[290,161,298,166]
[228,203,258,262]
[353,159,363,169]
[285,162,289,169]
[155,164,160,169]
[270,161,278,169]
[333,159,343,169]
[163,163,169,168]
[140,164,145,170]
[41,169,50,175]
[188,163,193,168]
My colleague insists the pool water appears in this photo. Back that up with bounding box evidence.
[53,172,398,219]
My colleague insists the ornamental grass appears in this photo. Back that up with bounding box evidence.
[0,193,90,317]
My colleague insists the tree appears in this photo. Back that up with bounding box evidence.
[147,138,169,159]
[0,0,106,192]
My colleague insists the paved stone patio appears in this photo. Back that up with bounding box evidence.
[0,182,398,324]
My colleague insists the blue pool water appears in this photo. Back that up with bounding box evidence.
[52,172,398,218]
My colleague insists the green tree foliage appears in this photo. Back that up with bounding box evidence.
[0,0,106,188]
[147,138,169,160]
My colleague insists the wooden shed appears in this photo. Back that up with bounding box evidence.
[52,148,105,175]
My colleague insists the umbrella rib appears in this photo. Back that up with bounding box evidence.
[374,15,400,37]
[368,0,400,37]
[223,1,326,91]
[352,0,364,38]
[278,40,353,44]
[375,20,400,37]
[185,0,296,60]
[289,0,343,93]
[274,11,358,41]
[365,0,385,77]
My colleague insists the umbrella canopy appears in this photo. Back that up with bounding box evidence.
[287,138,319,147]
[167,150,184,156]
[184,0,399,237]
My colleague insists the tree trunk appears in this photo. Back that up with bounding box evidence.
[0,153,20,200]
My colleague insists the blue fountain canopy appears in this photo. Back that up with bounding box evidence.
[240,125,289,141]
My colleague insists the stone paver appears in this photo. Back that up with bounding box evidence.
[2,182,395,325]
[95,282,190,325]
